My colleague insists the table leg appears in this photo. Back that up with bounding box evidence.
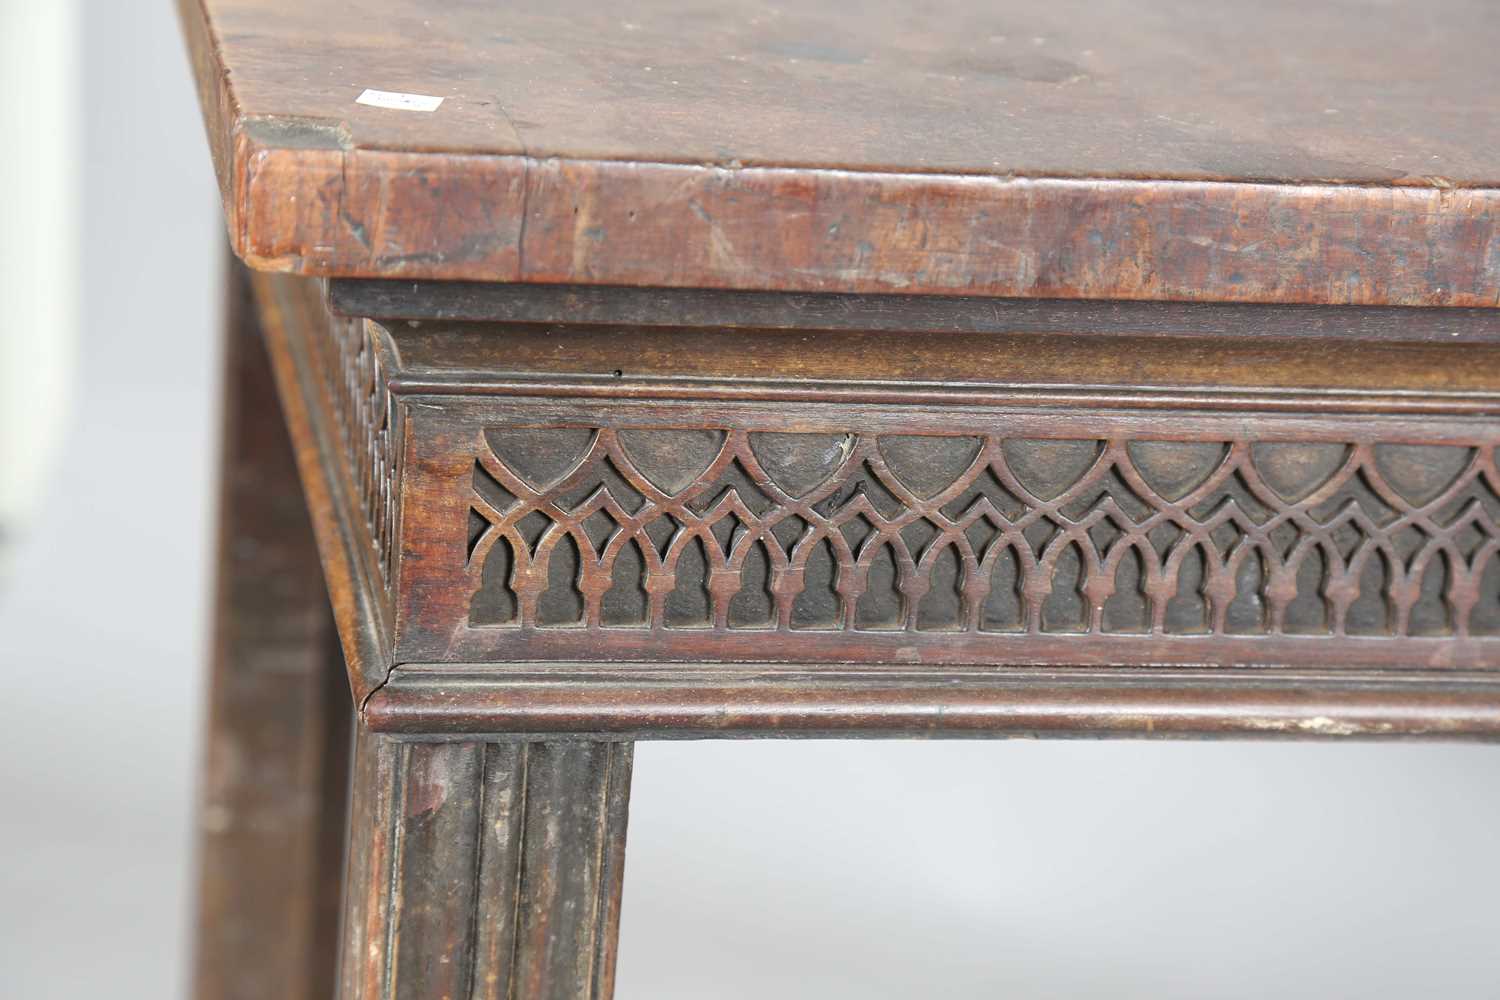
[192,259,353,1000]
[337,732,633,1000]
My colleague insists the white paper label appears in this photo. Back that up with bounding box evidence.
[355,88,444,112]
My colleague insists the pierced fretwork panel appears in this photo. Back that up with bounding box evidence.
[318,314,400,589]
[466,428,1500,639]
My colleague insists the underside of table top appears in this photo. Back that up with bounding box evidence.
[182,0,1500,305]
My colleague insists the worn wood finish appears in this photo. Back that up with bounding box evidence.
[198,263,1500,994]
[193,261,351,1000]
[181,5,1500,995]
[250,268,394,702]
[249,268,639,996]
[181,0,1500,305]
[364,665,1500,741]
[330,280,1500,343]
[338,727,632,1000]
[243,270,1500,738]
[376,320,1500,406]
[442,413,1500,658]
[179,0,1500,181]
[413,403,1500,671]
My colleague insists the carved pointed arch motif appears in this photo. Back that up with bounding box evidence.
[465,425,1500,642]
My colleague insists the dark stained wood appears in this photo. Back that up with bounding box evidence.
[378,322,1500,404]
[250,269,395,703]
[193,259,351,1000]
[180,0,1500,305]
[331,280,1500,343]
[179,5,1500,991]
[182,0,1500,183]
[337,728,632,1000]
[244,269,1500,738]
[401,398,1500,671]
[363,665,1500,741]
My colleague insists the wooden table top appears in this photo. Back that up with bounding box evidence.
[182,0,1500,306]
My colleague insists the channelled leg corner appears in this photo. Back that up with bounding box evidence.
[198,262,637,1000]
[338,729,634,1000]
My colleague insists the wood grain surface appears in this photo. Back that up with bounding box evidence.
[194,261,350,1000]
[238,272,1500,738]
[338,730,632,999]
[249,268,395,702]
[364,664,1500,740]
[329,280,1500,341]
[180,0,1500,305]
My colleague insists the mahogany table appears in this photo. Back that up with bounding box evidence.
[179,1,1500,997]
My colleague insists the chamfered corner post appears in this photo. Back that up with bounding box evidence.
[192,257,352,1000]
[338,728,634,1000]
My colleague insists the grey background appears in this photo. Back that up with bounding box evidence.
[2,3,1498,997]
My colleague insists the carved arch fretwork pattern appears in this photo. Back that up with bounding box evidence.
[465,426,1500,641]
[321,314,400,588]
